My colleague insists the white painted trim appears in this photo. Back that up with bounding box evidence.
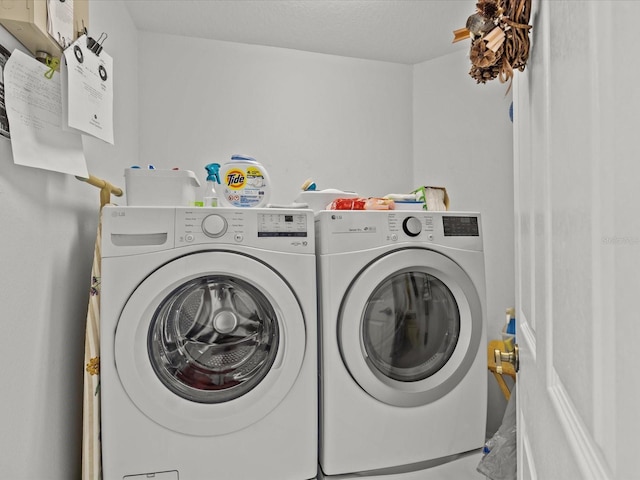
[548,370,612,480]
[512,71,523,336]
[519,413,538,480]
[588,0,617,471]
[518,316,536,364]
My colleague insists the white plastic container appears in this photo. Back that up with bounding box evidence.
[124,168,200,206]
[294,189,359,213]
[218,155,271,208]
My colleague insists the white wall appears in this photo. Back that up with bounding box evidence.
[413,50,515,434]
[136,32,414,204]
[83,1,140,187]
[0,2,137,478]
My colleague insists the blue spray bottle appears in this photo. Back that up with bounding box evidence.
[203,163,221,207]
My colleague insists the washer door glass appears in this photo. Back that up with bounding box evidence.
[362,272,459,383]
[114,251,307,436]
[149,276,279,404]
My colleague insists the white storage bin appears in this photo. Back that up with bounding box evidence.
[125,168,201,206]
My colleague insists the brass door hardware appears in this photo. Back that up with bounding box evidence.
[494,344,519,373]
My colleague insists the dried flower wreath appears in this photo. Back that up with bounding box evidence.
[453,0,532,86]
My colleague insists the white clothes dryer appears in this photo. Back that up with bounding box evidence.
[316,450,486,480]
[100,206,317,480]
[315,211,487,477]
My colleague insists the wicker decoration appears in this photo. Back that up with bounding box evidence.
[453,0,532,86]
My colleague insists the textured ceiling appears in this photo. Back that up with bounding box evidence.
[124,0,474,65]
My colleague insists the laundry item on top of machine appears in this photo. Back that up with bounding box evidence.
[385,186,450,211]
[218,154,271,208]
[412,186,450,211]
[326,197,395,210]
[383,192,423,211]
[296,179,394,211]
[296,178,396,211]
[124,167,201,206]
[294,179,360,212]
[121,165,450,214]
[201,163,221,207]
[294,179,450,212]
[354,185,449,213]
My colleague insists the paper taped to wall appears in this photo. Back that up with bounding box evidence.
[61,34,114,144]
[4,49,87,177]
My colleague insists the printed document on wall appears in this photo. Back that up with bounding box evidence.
[4,49,88,177]
[47,0,74,49]
[62,35,114,144]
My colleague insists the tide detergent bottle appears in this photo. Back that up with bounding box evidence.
[219,154,271,208]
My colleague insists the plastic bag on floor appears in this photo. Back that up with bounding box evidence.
[477,384,517,480]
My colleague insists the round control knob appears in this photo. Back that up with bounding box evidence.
[202,214,228,238]
[402,216,422,237]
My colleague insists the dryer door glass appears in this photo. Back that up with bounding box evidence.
[362,272,460,382]
[148,276,279,403]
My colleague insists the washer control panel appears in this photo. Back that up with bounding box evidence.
[175,208,314,252]
[202,214,228,238]
[257,212,308,238]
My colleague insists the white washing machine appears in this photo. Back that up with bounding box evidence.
[100,206,317,480]
[316,210,487,478]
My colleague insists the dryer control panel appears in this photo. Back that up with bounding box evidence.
[442,215,480,237]
[315,210,483,255]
